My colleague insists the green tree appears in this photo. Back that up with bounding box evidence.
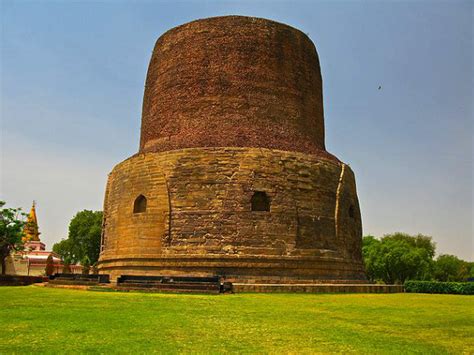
[362,235,381,282]
[468,262,474,279]
[382,232,436,259]
[362,233,435,284]
[53,238,77,262]
[52,210,103,265]
[0,201,26,275]
[433,254,469,282]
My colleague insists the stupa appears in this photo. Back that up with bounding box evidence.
[98,16,366,283]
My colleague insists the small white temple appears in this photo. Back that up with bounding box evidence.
[5,202,81,276]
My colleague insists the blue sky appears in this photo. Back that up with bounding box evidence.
[1,0,472,260]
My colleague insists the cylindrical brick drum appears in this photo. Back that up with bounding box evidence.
[99,16,366,284]
[140,16,326,155]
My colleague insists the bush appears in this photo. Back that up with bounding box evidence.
[404,281,474,295]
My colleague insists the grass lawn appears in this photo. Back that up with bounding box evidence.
[0,286,472,353]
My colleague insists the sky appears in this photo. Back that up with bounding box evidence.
[1,0,472,260]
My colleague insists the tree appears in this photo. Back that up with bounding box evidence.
[469,263,474,279]
[362,235,381,282]
[382,232,436,259]
[433,254,469,282]
[52,210,103,265]
[53,238,76,263]
[45,254,55,276]
[0,201,26,275]
[362,233,435,284]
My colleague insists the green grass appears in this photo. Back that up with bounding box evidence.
[0,286,473,354]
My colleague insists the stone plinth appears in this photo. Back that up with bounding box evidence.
[231,283,404,293]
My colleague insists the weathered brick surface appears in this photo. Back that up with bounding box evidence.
[98,16,365,283]
[140,16,331,159]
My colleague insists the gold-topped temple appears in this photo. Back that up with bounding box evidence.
[23,201,41,242]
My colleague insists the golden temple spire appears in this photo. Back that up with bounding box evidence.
[23,201,41,242]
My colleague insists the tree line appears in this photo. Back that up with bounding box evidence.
[363,233,474,284]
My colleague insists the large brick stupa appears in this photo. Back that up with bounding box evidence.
[98,16,366,283]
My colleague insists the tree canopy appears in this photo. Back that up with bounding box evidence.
[52,238,75,263]
[362,232,435,284]
[433,254,471,282]
[53,210,103,265]
[0,201,26,275]
[362,232,473,284]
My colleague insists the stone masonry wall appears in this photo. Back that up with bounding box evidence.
[99,148,364,281]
